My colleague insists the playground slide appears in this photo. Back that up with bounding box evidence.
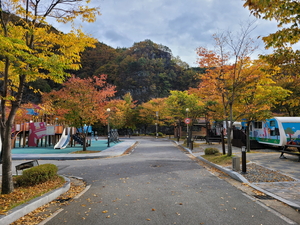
[54,127,71,149]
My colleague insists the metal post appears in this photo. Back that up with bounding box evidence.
[156,111,159,138]
[186,108,189,147]
[107,108,111,147]
[241,146,246,173]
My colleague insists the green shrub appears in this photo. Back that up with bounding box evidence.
[204,147,220,155]
[15,164,58,187]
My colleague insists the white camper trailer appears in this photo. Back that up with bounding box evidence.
[249,117,300,147]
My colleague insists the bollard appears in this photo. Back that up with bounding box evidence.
[241,146,247,173]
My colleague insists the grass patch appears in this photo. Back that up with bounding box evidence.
[202,153,235,166]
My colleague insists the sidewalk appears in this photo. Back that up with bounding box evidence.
[181,140,300,210]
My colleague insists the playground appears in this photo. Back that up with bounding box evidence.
[9,119,121,155]
[12,138,118,154]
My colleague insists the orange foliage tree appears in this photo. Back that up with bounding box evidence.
[42,75,116,150]
[196,23,263,156]
[105,93,138,136]
[196,30,289,154]
[137,98,172,135]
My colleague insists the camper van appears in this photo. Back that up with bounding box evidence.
[249,117,300,147]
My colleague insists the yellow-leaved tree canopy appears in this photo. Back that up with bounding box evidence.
[243,0,300,116]
[0,0,100,194]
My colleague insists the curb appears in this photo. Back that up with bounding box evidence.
[0,176,70,225]
[177,143,300,210]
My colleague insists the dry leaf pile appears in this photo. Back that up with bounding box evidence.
[0,177,86,225]
[0,177,65,215]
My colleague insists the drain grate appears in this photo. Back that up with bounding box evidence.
[57,197,71,203]
[253,195,274,200]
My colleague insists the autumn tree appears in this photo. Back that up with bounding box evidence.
[137,98,171,134]
[0,0,100,194]
[43,75,116,151]
[243,1,300,116]
[106,93,138,137]
[243,0,300,48]
[234,59,289,150]
[260,48,300,116]
[165,91,204,142]
[196,22,260,156]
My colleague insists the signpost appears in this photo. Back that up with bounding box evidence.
[184,118,191,124]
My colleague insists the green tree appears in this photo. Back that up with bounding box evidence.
[0,0,100,194]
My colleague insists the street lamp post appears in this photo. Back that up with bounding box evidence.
[107,108,111,147]
[186,108,189,147]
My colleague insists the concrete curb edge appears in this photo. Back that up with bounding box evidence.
[0,176,70,225]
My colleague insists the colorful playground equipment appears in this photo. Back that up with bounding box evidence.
[54,127,71,149]
[11,122,99,150]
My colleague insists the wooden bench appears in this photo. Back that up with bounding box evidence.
[279,145,300,162]
[206,136,222,144]
[15,160,39,175]
[194,135,206,141]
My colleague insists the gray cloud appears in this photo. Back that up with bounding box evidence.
[50,0,280,66]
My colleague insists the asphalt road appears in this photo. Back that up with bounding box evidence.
[43,138,295,225]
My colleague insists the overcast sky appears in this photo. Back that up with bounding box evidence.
[50,0,279,67]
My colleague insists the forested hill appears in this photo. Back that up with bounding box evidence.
[72,39,203,103]
[28,40,204,104]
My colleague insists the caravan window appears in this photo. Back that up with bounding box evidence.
[270,128,279,136]
[254,122,262,129]
[270,120,276,127]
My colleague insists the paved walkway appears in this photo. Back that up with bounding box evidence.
[1,138,300,224]
[185,140,300,210]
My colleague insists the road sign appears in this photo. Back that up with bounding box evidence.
[184,118,191,124]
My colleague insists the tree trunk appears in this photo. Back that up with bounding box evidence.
[82,134,87,151]
[227,103,234,156]
[246,121,251,152]
[1,120,14,194]
[226,120,232,156]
